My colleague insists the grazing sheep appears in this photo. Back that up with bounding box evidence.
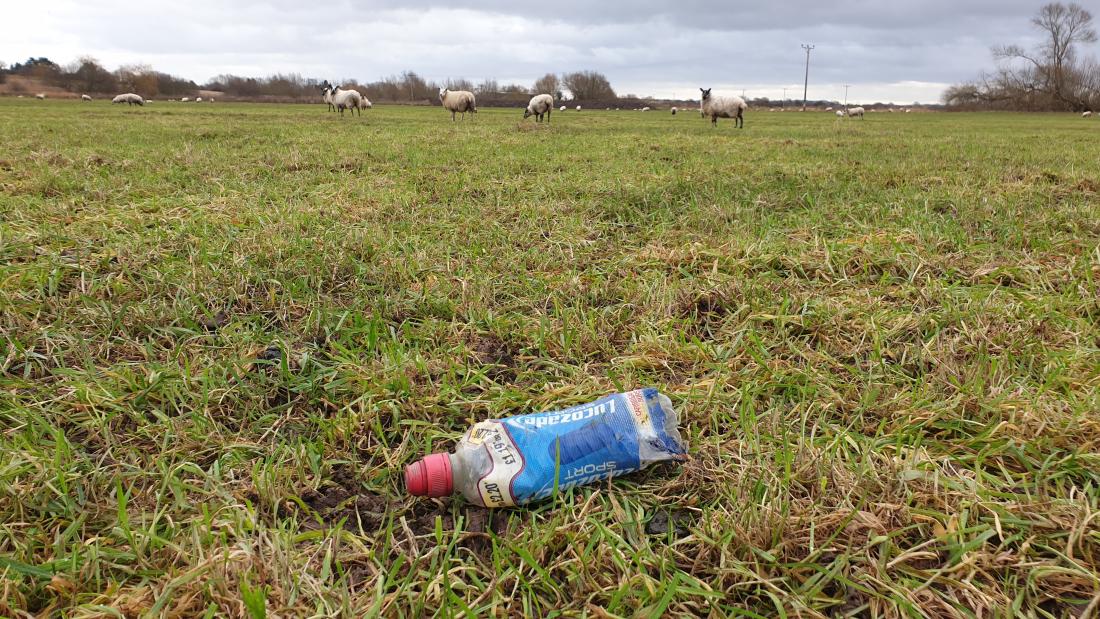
[671,106,678,115]
[524,94,554,122]
[699,88,747,128]
[439,88,477,121]
[81,94,92,102]
[847,106,865,119]
[180,97,191,102]
[576,105,581,111]
[196,97,203,102]
[641,106,651,112]
[560,105,567,112]
[111,93,145,106]
[35,93,46,100]
[1084,111,1094,118]
[825,106,833,111]
[836,110,846,117]
[329,85,366,117]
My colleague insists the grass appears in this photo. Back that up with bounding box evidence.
[0,98,1098,617]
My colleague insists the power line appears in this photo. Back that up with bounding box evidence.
[801,44,815,111]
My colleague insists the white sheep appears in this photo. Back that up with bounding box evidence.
[181,97,191,102]
[1084,111,1094,118]
[699,88,747,128]
[576,105,582,111]
[111,93,145,106]
[196,97,203,102]
[35,93,46,100]
[439,88,477,121]
[847,106,865,119]
[329,85,366,117]
[642,106,651,112]
[321,84,335,112]
[560,105,567,112]
[836,110,845,117]
[524,94,554,122]
[825,106,833,111]
[671,106,678,115]
[81,94,92,102]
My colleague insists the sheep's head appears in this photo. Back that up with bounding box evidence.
[700,88,712,100]
[439,88,448,100]
[523,108,532,118]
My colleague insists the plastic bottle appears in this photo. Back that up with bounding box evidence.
[404,388,687,507]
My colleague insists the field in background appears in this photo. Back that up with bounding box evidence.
[1,100,1099,616]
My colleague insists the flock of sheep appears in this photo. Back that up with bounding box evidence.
[34,87,1098,122]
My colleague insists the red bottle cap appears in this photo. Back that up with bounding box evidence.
[404,453,454,497]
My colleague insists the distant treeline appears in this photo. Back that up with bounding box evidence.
[0,58,640,106]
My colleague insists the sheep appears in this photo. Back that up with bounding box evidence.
[560,105,567,112]
[328,85,367,117]
[181,97,191,102]
[825,106,833,111]
[836,110,846,117]
[439,88,477,121]
[671,106,678,115]
[576,105,582,111]
[524,94,554,122]
[321,84,336,111]
[847,106,865,119]
[111,93,145,106]
[699,88,747,128]
[35,93,46,100]
[1084,111,1094,118]
[81,94,92,102]
[641,106,651,112]
[196,97,203,102]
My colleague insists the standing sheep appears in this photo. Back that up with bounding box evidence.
[321,83,336,111]
[524,94,554,122]
[330,85,366,117]
[1084,111,1094,118]
[81,94,92,102]
[576,105,581,111]
[180,97,191,102]
[671,106,678,115]
[560,105,567,112]
[35,93,46,100]
[642,106,651,111]
[111,93,145,106]
[847,106,865,119]
[439,88,477,121]
[699,88,747,128]
[836,110,846,117]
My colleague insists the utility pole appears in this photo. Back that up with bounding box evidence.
[782,87,788,108]
[844,84,850,108]
[801,44,814,111]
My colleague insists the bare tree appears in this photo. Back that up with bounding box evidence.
[533,73,559,97]
[561,70,615,101]
[992,2,1097,109]
[476,78,499,94]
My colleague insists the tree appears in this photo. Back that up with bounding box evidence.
[533,73,559,97]
[476,78,499,94]
[561,70,615,101]
[979,2,1098,110]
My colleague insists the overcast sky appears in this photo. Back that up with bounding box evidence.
[0,0,1073,103]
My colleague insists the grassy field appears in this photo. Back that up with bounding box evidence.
[1,98,1098,617]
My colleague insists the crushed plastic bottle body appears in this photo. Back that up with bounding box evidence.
[405,389,687,507]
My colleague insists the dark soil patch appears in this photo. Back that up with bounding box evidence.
[199,310,229,332]
[470,333,520,381]
[646,508,693,538]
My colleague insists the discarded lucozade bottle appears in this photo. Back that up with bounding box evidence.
[404,388,687,507]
